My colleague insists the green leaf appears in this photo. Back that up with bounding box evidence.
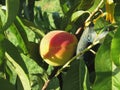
[0,78,15,90]
[5,52,31,90]
[93,34,120,90]
[5,60,17,85]
[14,17,29,54]
[112,65,120,90]
[111,27,120,66]
[0,16,2,28]
[0,34,5,65]
[29,74,44,90]
[94,17,109,31]
[6,24,29,54]
[71,10,89,22]
[21,54,45,75]
[77,0,94,10]
[93,35,112,90]
[3,39,28,73]
[62,59,90,90]
[46,77,60,90]
[89,0,104,12]
[1,0,19,31]
[22,19,45,37]
[114,0,120,4]
[114,3,120,22]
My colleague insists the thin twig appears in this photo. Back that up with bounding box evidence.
[55,40,99,77]
[41,39,100,90]
[41,80,50,90]
[75,0,104,36]
[41,1,104,89]
[85,0,104,25]
[41,67,60,90]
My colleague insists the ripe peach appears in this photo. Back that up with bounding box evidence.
[39,30,78,66]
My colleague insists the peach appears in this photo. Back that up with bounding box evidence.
[39,30,78,66]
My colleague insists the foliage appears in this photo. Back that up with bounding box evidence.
[0,0,120,90]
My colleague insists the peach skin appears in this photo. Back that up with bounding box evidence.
[40,30,78,66]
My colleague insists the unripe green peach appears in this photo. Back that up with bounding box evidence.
[39,30,78,66]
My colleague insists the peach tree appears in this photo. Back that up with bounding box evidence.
[0,0,120,90]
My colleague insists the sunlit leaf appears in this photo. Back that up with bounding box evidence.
[3,39,28,73]
[14,17,29,54]
[22,19,45,37]
[111,27,120,66]
[6,24,28,54]
[89,0,104,12]
[6,60,17,85]
[5,52,31,90]
[93,35,112,90]
[93,34,120,90]
[21,54,45,75]
[71,11,89,22]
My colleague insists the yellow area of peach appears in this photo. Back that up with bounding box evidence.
[40,30,78,66]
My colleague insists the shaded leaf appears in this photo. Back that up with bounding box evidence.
[0,34,5,65]
[76,0,94,10]
[114,3,120,22]
[0,78,15,90]
[14,17,29,54]
[1,0,19,31]
[30,74,44,90]
[62,59,90,90]
[46,77,60,90]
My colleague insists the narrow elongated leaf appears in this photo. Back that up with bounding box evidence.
[0,9,6,27]
[14,17,29,54]
[6,23,28,55]
[62,59,90,90]
[5,61,17,85]
[111,26,120,66]
[22,19,45,37]
[3,39,28,73]
[5,52,31,90]
[2,0,19,31]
